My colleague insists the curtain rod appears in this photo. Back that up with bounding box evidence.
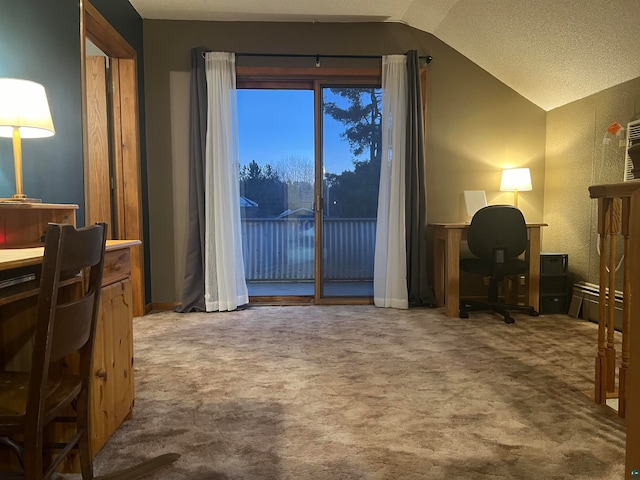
[203,51,433,64]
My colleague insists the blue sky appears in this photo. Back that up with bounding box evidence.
[237,89,357,178]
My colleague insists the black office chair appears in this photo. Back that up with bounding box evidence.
[459,205,539,324]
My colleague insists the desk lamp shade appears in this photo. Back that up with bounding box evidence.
[500,168,532,207]
[0,78,55,202]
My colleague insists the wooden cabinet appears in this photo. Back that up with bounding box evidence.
[90,244,136,454]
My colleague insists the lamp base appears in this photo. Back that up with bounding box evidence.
[0,197,42,203]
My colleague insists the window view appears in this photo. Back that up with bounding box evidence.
[237,85,382,300]
[322,87,382,297]
[238,89,315,296]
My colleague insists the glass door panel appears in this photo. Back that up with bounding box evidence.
[237,89,315,297]
[320,86,382,298]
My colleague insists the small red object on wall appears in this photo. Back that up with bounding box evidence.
[607,122,623,136]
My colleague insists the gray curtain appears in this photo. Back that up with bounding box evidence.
[175,47,208,312]
[405,50,436,307]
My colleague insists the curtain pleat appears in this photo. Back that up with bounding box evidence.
[373,55,409,309]
[405,50,436,307]
[203,52,248,311]
[175,47,208,313]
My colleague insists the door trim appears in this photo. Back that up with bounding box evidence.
[80,0,144,316]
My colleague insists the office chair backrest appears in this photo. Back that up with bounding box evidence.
[466,205,527,260]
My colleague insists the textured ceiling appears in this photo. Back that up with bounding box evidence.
[128,0,640,111]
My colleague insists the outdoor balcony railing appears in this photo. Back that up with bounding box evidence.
[240,218,376,282]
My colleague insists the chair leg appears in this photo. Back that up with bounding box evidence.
[460,276,538,323]
[77,389,94,480]
[492,305,515,324]
[78,429,94,479]
[487,278,500,304]
[24,435,45,480]
[0,436,25,469]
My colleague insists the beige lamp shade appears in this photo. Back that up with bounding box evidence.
[0,78,55,138]
[0,78,55,201]
[500,168,532,207]
[500,168,532,192]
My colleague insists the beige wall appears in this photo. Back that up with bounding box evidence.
[142,20,546,304]
[544,77,640,286]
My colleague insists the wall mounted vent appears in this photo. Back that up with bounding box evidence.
[624,118,640,181]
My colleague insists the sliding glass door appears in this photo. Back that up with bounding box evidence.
[236,75,381,302]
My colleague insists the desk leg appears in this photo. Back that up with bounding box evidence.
[433,234,445,308]
[445,229,462,317]
[527,227,541,312]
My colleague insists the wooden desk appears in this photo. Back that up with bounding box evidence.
[0,239,140,467]
[430,222,546,317]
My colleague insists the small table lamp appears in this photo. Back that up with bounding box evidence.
[500,168,532,208]
[0,78,55,202]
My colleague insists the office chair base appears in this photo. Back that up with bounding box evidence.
[459,300,538,324]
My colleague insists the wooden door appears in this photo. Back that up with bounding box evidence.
[85,55,113,238]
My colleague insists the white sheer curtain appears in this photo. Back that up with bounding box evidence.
[203,52,248,311]
[374,55,408,309]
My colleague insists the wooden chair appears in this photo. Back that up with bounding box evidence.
[0,223,178,479]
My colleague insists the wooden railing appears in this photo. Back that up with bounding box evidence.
[588,179,640,475]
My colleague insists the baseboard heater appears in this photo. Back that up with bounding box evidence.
[570,281,623,331]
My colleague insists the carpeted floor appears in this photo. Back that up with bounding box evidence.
[87,305,625,479]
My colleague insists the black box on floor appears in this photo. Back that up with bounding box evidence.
[541,293,569,314]
[540,275,568,294]
[540,253,568,275]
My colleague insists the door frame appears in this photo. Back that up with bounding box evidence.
[80,1,144,315]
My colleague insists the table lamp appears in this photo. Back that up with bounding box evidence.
[0,78,55,202]
[500,168,532,208]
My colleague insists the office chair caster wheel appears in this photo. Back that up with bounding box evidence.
[530,310,539,317]
[504,315,515,324]
[459,311,469,319]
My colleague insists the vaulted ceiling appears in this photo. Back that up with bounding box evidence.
[128,0,640,111]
